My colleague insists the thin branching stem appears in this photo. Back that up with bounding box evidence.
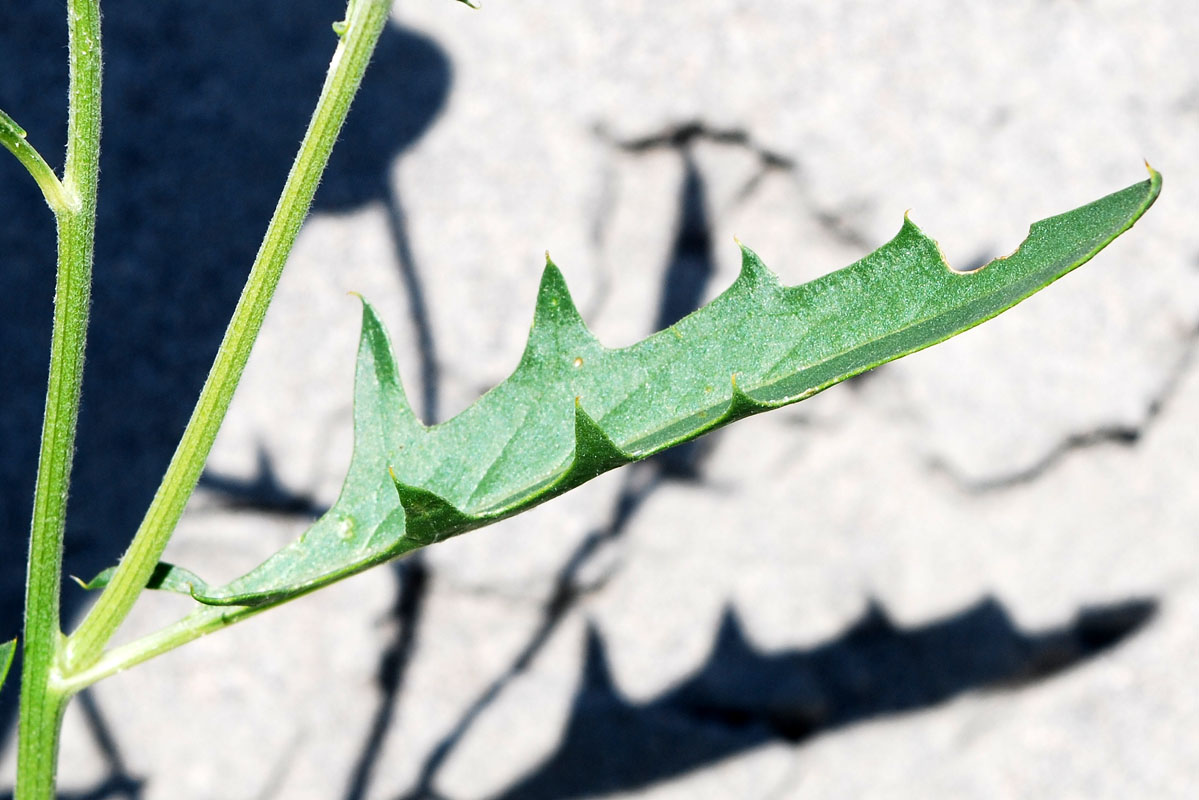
[64,0,397,673]
[53,604,267,696]
[0,109,77,213]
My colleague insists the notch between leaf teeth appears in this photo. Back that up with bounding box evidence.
[392,476,478,546]
[569,398,633,481]
[726,373,773,417]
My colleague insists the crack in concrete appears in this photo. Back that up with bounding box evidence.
[593,119,874,276]
[932,324,1199,493]
[254,732,307,800]
[586,120,788,325]
[434,560,624,607]
[600,120,796,169]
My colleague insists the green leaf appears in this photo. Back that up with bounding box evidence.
[76,562,210,596]
[1,639,14,696]
[146,170,1161,607]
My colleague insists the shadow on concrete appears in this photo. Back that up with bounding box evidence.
[0,690,144,800]
[0,0,452,762]
[489,596,1157,800]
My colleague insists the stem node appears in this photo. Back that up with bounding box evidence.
[1,108,78,214]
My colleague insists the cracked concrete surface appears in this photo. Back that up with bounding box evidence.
[2,0,1198,797]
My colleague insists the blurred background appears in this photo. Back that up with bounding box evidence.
[2,1,1197,797]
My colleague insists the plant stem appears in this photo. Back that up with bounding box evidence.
[15,0,102,796]
[0,109,78,213]
[63,0,397,673]
[53,604,267,696]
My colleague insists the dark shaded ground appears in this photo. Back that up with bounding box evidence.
[491,597,1157,800]
[0,0,452,750]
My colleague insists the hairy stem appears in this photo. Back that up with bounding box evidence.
[0,109,77,213]
[15,0,102,796]
[64,0,397,672]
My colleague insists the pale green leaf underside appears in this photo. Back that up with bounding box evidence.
[108,171,1159,607]
[0,639,14,696]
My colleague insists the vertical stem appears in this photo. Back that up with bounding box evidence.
[15,0,102,796]
[64,0,396,672]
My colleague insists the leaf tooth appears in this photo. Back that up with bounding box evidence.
[536,255,588,330]
[356,296,424,430]
[897,211,950,270]
[735,241,783,292]
[392,474,479,546]
[521,255,601,364]
[74,562,209,597]
[568,398,633,482]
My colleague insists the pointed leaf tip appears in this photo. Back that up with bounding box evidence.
[1147,164,1163,196]
[736,242,781,290]
[901,209,922,234]
[533,260,587,329]
[77,562,210,597]
[522,259,599,365]
[356,295,422,428]
[358,294,388,335]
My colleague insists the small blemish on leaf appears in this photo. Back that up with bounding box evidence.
[573,357,584,368]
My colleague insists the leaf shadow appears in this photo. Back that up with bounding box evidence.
[487,596,1157,800]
